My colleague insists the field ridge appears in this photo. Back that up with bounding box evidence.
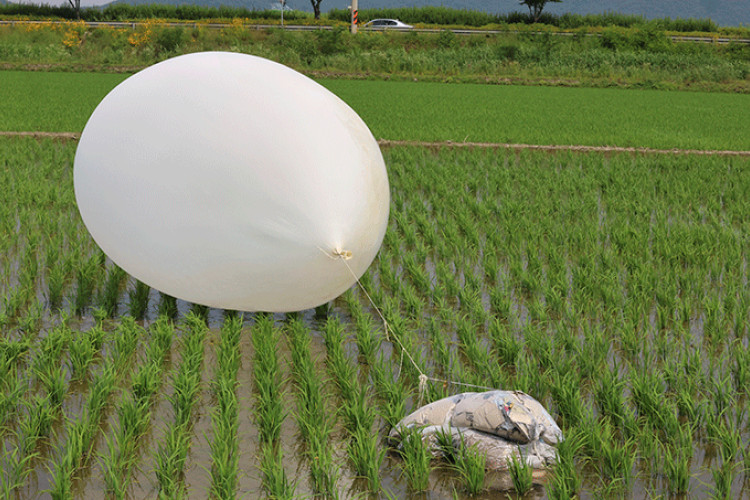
[4,131,749,157]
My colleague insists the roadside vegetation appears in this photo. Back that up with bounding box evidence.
[0,14,748,92]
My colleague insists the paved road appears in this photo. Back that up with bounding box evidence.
[1,19,748,44]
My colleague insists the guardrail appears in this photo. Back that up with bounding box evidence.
[1,19,748,44]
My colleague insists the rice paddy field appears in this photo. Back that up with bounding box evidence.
[2,70,750,151]
[2,122,750,498]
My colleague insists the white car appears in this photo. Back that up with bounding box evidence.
[364,19,413,29]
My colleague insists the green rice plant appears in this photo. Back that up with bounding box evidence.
[99,431,129,500]
[546,426,583,499]
[0,374,25,430]
[371,352,408,429]
[157,292,179,319]
[593,422,636,489]
[340,384,376,434]
[488,318,521,365]
[259,444,296,500]
[0,446,37,497]
[208,381,239,500]
[208,315,242,500]
[67,330,96,381]
[348,425,385,492]
[322,316,357,401]
[353,311,381,364]
[49,413,90,499]
[595,363,631,431]
[445,432,487,496]
[709,416,741,464]
[711,460,735,500]
[251,314,286,444]
[17,299,43,335]
[398,426,431,492]
[99,263,126,317]
[283,318,338,497]
[16,395,54,456]
[112,316,143,370]
[549,369,584,427]
[73,253,101,315]
[46,260,66,310]
[128,279,151,320]
[153,314,206,496]
[507,447,532,496]
[37,364,67,408]
[153,424,190,499]
[662,443,691,494]
[190,302,210,323]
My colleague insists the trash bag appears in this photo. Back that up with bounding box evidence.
[390,390,562,470]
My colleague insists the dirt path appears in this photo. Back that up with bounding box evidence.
[377,139,750,157]
[2,131,749,157]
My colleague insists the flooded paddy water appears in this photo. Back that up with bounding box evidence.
[2,137,750,498]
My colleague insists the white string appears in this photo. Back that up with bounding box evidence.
[324,248,497,402]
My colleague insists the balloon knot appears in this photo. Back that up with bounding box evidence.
[333,248,352,260]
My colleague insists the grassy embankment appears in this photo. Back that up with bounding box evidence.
[0,14,748,92]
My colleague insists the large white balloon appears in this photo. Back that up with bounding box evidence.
[74,52,389,312]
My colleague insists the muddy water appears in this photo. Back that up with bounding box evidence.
[8,281,750,499]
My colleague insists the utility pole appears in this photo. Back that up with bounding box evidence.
[350,0,358,34]
[280,0,286,27]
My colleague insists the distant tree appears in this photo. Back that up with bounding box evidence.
[519,0,561,22]
[67,0,80,19]
[310,0,323,19]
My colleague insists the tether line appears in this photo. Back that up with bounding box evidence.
[327,249,497,405]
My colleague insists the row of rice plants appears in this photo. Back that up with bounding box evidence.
[251,314,295,498]
[152,313,207,497]
[284,317,338,497]
[46,317,139,498]
[97,317,171,498]
[208,315,242,499]
[321,316,385,494]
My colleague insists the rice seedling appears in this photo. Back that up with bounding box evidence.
[99,264,126,317]
[0,446,37,497]
[157,292,178,319]
[128,279,150,320]
[208,315,242,500]
[154,313,206,497]
[73,253,101,316]
[251,314,285,445]
[398,426,432,492]
[662,443,691,494]
[711,460,735,500]
[37,363,67,407]
[507,447,532,496]
[67,329,97,381]
[348,425,385,492]
[284,318,338,497]
[546,426,583,499]
[259,443,296,500]
[46,262,66,310]
[46,319,123,497]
